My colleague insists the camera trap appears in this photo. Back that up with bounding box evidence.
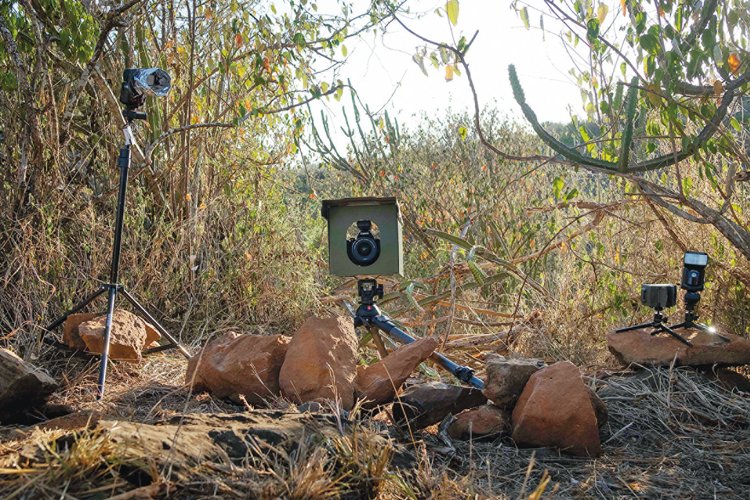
[321,197,403,277]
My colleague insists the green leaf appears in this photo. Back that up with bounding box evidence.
[446,0,459,26]
[552,176,564,200]
[520,6,530,30]
[458,125,467,141]
[586,18,600,43]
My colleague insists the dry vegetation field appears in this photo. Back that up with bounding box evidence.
[3,0,750,497]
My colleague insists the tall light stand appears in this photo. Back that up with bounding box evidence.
[42,108,190,400]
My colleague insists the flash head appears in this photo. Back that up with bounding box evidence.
[684,251,708,267]
[681,250,708,292]
[120,68,171,110]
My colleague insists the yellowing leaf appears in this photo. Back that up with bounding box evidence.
[597,3,609,24]
[728,53,741,74]
[445,64,454,81]
[519,6,530,29]
[620,0,627,16]
[645,83,662,107]
[446,0,459,26]
[185,193,192,202]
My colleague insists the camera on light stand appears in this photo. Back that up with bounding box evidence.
[41,68,190,400]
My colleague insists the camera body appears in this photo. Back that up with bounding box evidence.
[641,284,677,310]
[347,220,381,266]
[681,251,708,292]
[119,68,172,109]
[322,197,403,277]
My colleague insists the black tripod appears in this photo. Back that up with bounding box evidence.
[668,291,710,333]
[614,306,692,346]
[41,109,190,399]
[351,279,485,389]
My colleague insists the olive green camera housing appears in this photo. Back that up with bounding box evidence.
[321,197,404,277]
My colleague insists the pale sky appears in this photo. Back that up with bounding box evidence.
[313,0,585,134]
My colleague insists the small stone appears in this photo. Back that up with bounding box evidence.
[512,361,602,457]
[607,328,750,367]
[392,382,487,430]
[482,355,545,407]
[62,313,98,350]
[279,316,358,410]
[187,332,290,404]
[448,404,509,440]
[78,309,149,362]
[143,321,161,348]
[355,337,438,408]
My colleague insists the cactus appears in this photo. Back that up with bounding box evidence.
[508,65,619,172]
[618,77,639,172]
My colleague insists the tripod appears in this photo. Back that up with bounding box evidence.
[41,108,190,399]
[668,291,711,334]
[350,279,485,390]
[614,307,693,346]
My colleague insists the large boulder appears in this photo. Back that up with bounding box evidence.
[482,355,545,407]
[279,316,358,410]
[78,309,151,362]
[0,348,58,424]
[448,404,509,440]
[607,328,750,367]
[186,332,290,404]
[511,361,603,457]
[355,337,438,408]
[392,382,487,430]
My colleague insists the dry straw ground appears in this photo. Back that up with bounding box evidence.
[1,346,749,498]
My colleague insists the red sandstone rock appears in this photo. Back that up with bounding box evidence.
[279,316,358,410]
[143,321,161,348]
[355,337,438,408]
[62,313,98,350]
[78,309,148,362]
[186,332,290,404]
[511,361,602,457]
[448,404,509,440]
[607,328,750,367]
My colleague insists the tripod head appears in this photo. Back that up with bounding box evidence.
[357,279,384,306]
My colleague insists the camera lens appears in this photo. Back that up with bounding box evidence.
[351,238,379,265]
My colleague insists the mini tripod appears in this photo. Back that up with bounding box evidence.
[41,106,190,399]
[614,306,692,346]
[350,279,485,389]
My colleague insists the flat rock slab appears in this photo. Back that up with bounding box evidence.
[607,328,750,367]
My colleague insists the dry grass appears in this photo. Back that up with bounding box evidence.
[2,347,750,498]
